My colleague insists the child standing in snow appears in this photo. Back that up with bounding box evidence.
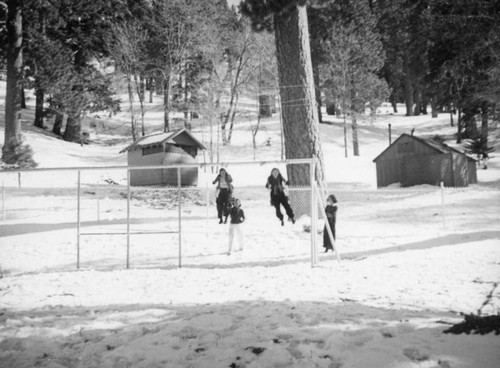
[323,194,337,253]
[228,198,245,255]
[213,168,233,224]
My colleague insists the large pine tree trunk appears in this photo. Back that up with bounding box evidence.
[126,75,137,142]
[2,0,23,164]
[480,102,489,146]
[34,86,44,128]
[63,114,82,143]
[413,87,422,115]
[163,76,171,132]
[457,107,462,143]
[430,95,438,118]
[403,52,414,116]
[351,115,359,156]
[52,112,64,136]
[462,106,477,139]
[311,54,323,124]
[274,4,324,188]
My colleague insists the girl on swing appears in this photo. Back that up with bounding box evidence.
[265,168,295,226]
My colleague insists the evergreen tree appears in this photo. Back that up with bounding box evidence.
[21,0,125,143]
[463,136,495,169]
[319,0,389,156]
[376,0,430,116]
[2,0,36,167]
[428,0,500,143]
[240,0,325,187]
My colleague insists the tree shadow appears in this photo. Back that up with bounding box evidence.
[0,216,210,237]
[340,231,500,260]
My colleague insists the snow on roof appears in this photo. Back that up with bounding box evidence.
[119,129,206,153]
[373,133,476,162]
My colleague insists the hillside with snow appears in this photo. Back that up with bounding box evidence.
[0,82,499,367]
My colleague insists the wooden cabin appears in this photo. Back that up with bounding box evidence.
[373,134,477,187]
[120,129,206,186]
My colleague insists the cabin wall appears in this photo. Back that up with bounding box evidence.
[375,159,400,187]
[127,145,200,187]
[375,136,436,187]
[162,145,199,186]
[468,160,477,184]
[451,152,477,187]
[426,154,453,186]
[374,136,476,187]
[127,149,164,186]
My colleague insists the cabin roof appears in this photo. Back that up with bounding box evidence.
[373,133,476,162]
[120,128,206,153]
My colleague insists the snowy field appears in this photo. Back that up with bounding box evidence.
[1,83,500,367]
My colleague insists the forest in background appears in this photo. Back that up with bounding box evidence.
[1,0,499,170]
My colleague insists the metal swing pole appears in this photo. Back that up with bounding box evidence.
[316,187,341,262]
[310,161,318,267]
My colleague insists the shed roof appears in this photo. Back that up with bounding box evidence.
[373,133,476,162]
[119,128,206,153]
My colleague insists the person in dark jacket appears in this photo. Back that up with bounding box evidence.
[323,194,338,252]
[213,168,233,224]
[265,168,295,226]
[227,198,245,255]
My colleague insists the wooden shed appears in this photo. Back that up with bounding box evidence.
[373,134,477,187]
[120,129,206,186]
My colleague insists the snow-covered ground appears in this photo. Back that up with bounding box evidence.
[0,82,499,367]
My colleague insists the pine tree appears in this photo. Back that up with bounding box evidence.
[463,136,495,169]
[20,0,125,143]
[240,0,325,187]
[319,0,389,156]
[2,0,36,167]
[429,0,500,143]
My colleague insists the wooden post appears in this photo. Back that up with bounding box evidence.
[388,123,392,145]
[316,187,341,262]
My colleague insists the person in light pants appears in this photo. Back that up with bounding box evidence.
[228,198,245,255]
